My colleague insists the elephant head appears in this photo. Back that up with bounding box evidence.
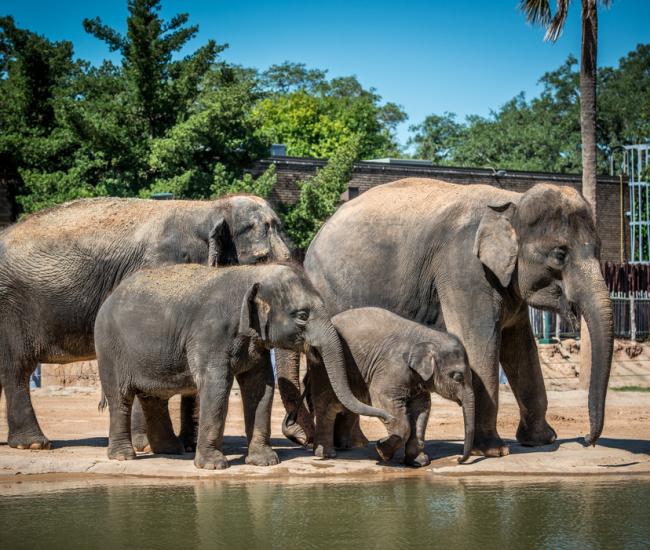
[207,195,291,267]
[406,338,475,463]
[473,183,613,445]
[238,265,393,423]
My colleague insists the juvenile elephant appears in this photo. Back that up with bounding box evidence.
[280,178,613,457]
[94,263,391,469]
[0,194,290,450]
[308,307,474,465]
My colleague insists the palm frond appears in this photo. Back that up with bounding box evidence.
[519,0,552,25]
[545,0,571,42]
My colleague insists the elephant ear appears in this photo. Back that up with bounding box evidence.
[238,283,271,341]
[404,342,436,382]
[208,216,228,267]
[473,202,518,288]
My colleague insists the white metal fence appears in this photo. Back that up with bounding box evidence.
[529,292,650,340]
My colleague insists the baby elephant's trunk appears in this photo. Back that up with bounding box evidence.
[458,385,475,463]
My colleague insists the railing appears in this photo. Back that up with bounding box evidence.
[529,292,650,341]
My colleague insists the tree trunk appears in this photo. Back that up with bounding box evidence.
[579,0,599,389]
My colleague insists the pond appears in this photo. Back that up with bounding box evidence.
[1,477,648,549]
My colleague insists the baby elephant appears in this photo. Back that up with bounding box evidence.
[308,307,475,466]
[95,264,390,470]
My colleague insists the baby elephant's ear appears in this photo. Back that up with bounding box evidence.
[405,342,436,382]
[238,283,271,340]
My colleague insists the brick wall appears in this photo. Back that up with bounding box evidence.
[252,157,628,263]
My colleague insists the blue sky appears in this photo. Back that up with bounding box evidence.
[4,1,649,147]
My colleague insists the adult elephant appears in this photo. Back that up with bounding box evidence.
[279,178,613,456]
[0,194,291,449]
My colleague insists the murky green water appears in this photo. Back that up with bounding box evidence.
[1,477,648,549]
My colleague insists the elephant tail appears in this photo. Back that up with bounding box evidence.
[98,392,107,412]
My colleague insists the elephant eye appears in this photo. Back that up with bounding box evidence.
[550,247,567,265]
[293,310,309,324]
[451,372,464,383]
[237,222,255,236]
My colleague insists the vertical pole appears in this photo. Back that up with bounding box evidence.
[540,311,553,344]
[630,293,637,341]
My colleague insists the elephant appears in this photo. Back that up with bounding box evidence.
[307,307,474,466]
[278,178,613,457]
[0,194,291,450]
[94,263,392,469]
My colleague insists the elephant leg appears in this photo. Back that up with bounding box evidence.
[500,319,557,446]
[404,392,431,467]
[237,360,280,467]
[130,397,150,452]
[178,395,198,452]
[372,394,410,463]
[2,356,51,450]
[313,400,339,459]
[438,286,509,458]
[276,349,314,447]
[106,389,137,461]
[194,364,232,470]
[138,395,184,455]
[334,412,367,450]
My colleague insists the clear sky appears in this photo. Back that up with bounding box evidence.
[4,0,650,147]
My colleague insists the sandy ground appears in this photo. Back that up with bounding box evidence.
[0,386,649,482]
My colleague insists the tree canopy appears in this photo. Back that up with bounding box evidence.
[409,45,650,173]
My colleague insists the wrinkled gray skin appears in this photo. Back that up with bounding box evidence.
[95,264,392,470]
[308,308,474,466]
[279,178,613,457]
[0,195,290,450]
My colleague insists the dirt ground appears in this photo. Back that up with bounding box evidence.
[1,385,649,481]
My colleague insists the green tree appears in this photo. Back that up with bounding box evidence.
[83,0,224,138]
[408,112,464,164]
[0,16,92,214]
[281,135,360,249]
[142,67,270,198]
[255,64,406,159]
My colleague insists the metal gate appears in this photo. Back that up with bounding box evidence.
[627,144,650,262]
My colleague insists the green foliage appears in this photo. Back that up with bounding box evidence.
[281,135,360,249]
[211,163,276,199]
[143,69,269,198]
[255,63,406,159]
[410,47,650,173]
[83,0,225,138]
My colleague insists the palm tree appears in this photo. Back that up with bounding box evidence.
[520,0,611,387]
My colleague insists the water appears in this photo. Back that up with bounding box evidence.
[1,477,648,549]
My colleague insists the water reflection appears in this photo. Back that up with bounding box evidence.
[0,478,648,549]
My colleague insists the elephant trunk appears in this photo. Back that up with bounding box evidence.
[570,260,614,446]
[270,230,291,262]
[458,385,475,463]
[307,320,393,422]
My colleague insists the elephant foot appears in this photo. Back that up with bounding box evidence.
[132,432,149,453]
[376,435,401,462]
[404,452,431,468]
[314,444,337,459]
[194,449,229,470]
[108,443,137,461]
[335,427,368,449]
[471,434,510,458]
[516,419,557,447]
[282,412,314,448]
[9,433,52,450]
[149,435,185,455]
[179,431,197,453]
[245,445,280,467]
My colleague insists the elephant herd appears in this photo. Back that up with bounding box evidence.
[0,178,613,470]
